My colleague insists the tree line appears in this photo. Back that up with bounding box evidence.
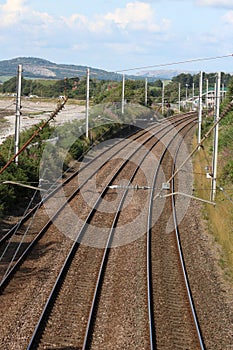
[1,72,232,107]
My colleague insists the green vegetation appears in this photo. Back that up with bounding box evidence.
[0,71,232,113]
[0,99,154,215]
[0,123,54,214]
[193,78,233,281]
[0,69,233,228]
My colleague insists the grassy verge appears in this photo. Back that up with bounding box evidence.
[193,134,233,282]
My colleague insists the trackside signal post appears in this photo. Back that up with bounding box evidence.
[162,81,165,114]
[86,68,90,139]
[198,71,203,146]
[122,74,125,114]
[178,83,181,113]
[145,78,148,106]
[14,64,23,165]
[211,72,221,201]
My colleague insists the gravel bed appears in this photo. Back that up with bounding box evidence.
[0,225,73,349]
[90,237,149,350]
[179,200,233,350]
[1,116,232,350]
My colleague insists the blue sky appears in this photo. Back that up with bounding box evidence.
[0,0,233,73]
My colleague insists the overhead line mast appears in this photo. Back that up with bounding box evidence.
[14,64,23,165]
[211,72,221,201]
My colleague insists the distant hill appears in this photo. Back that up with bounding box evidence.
[0,57,182,82]
[136,69,197,80]
[0,57,124,81]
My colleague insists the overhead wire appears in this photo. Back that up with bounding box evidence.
[116,54,233,73]
[0,102,15,111]
[0,54,232,191]
[0,187,40,282]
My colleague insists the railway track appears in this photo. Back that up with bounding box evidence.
[148,121,205,350]
[0,113,205,349]
[0,114,190,289]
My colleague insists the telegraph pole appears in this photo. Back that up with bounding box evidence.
[192,82,195,111]
[14,64,23,165]
[86,68,90,138]
[211,72,221,201]
[198,71,203,146]
[206,78,209,110]
[178,82,181,113]
[162,81,165,114]
[185,83,189,110]
[145,78,148,106]
[122,74,125,114]
[222,82,225,102]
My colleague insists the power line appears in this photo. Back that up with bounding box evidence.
[116,54,233,73]
[0,96,68,175]
[0,102,15,110]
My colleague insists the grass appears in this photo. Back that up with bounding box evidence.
[193,134,233,281]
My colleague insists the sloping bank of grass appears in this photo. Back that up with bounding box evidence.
[192,115,233,282]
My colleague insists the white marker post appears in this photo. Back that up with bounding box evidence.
[14,64,23,165]
[178,82,181,113]
[198,71,203,146]
[211,72,221,201]
[145,78,148,107]
[162,81,165,114]
[86,68,90,138]
[122,74,125,115]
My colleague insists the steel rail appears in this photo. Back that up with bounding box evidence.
[0,135,137,289]
[80,117,189,349]
[0,124,153,265]
[146,118,197,349]
[0,113,194,245]
[171,126,206,350]
[0,114,194,291]
[0,112,174,245]
[0,125,140,245]
[81,139,158,349]
[26,115,196,350]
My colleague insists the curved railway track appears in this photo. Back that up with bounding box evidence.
[0,113,206,349]
[147,121,205,350]
[0,114,191,289]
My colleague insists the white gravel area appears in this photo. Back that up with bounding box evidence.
[0,97,86,144]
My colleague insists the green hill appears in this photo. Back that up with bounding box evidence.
[0,57,125,81]
[0,57,153,82]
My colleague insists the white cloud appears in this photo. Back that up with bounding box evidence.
[61,1,170,35]
[0,0,170,38]
[0,0,55,30]
[1,0,231,72]
[0,0,28,26]
[196,0,233,8]
[222,10,233,23]
[1,0,26,12]
[62,14,88,29]
[104,1,170,32]
[105,2,153,29]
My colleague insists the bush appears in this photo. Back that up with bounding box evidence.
[0,123,54,215]
[221,160,233,183]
